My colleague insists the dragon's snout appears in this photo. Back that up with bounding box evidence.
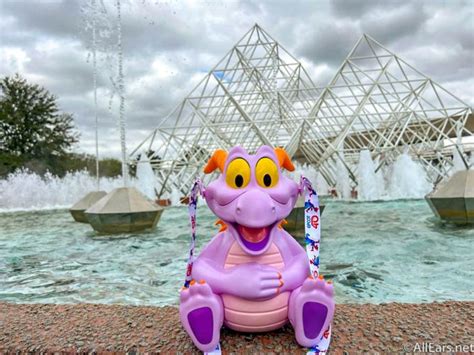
[234,189,277,228]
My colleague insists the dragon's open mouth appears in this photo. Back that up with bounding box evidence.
[235,224,273,252]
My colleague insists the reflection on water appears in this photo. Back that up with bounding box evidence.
[0,200,473,305]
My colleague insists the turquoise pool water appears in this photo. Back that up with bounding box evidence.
[1,200,473,306]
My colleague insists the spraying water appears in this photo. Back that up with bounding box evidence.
[315,171,330,196]
[115,0,128,186]
[335,155,351,199]
[81,0,116,189]
[0,170,129,211]
[388,152,432,199]
[0,149,438,212]
[452,147,466,173]
[92,16,100,190]
[136,154,156,199]
[0,153,436,212]
[452,123,468,173]
[81,0,129,186]
[291,162,329,195]
[86,0,102,190]
[170,189,181,206]
[357,150,384,201]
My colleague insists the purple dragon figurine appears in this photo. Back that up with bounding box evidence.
[179,145,335,352]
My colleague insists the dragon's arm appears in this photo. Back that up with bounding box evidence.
[277,231,310,292]
[191,234,281,299]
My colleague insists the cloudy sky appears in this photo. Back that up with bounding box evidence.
[1,0,473,158]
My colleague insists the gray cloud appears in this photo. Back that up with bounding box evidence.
[0,0,472,159]
[1,0,81,39]
[331,0,387,18]
[361,3,428,45]
[296,19,360,67]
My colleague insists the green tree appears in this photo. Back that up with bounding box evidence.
[0,74,79,158]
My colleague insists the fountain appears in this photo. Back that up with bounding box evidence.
[357,149,384,201]
[170,188,181,206]
[335,154,351,199]
[290,162,329,195]
[70,190,107,223]
[426,130,473,224]
[452,147,466,173]
[136,153,156,200]
[70,0,111,223]
[426,170,474,224]
[451,124,469,174]
[0,170,124,211]
[388,150,432,199]
[84,0,163,234]
[84,186,163,233]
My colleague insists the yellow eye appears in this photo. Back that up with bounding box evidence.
[255,157,279,188]
[225,158,251,189]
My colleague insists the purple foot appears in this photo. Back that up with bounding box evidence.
[289,277,335,347]
[179,280,223,352]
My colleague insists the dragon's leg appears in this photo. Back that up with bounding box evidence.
[288,277,335,347]
[179,280,223,352]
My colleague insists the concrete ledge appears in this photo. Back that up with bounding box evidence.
[0,301,472,353]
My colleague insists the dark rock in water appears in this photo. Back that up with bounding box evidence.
[149,280,167,287]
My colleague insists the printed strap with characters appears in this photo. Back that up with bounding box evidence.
[183,176,331,355]
[184,178,205,289]
[184,179,222,355]
[299,175,332,355]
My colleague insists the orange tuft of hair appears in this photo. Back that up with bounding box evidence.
[274,147,295,171]
[204,149,228,174]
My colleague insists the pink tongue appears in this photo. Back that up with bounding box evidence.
[238,225,268,243]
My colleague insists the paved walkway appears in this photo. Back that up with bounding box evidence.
[1,301,473,353]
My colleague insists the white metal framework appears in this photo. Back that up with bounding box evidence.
[293,34,473,187]
[131,25,473,198]
[130,24,321,196]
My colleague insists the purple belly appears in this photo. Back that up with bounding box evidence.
[223,242,288,332]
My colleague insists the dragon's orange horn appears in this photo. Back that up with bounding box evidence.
[204,149,228,174]
[274,147,295,171]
